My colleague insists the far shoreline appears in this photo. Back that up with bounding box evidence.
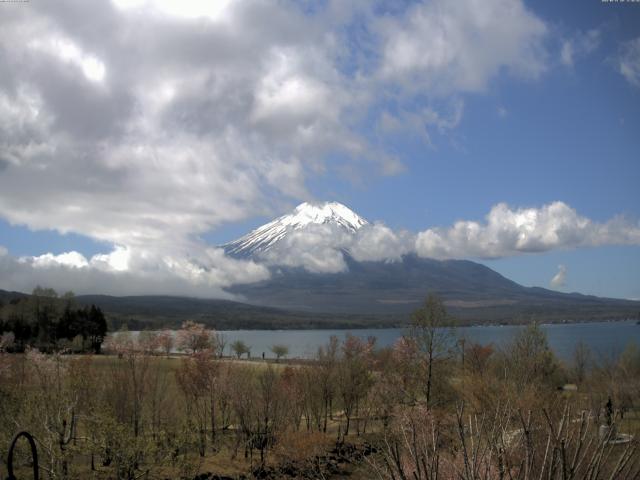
[112,315,640,332]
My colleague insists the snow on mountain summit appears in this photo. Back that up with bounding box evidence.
[224,201,368,257]
[284,202,368,230]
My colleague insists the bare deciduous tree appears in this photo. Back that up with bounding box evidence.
[156,330,174,357]
[410,293,455,407]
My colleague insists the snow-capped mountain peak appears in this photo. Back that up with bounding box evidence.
[224,201,368,257]
[284,202,368,230]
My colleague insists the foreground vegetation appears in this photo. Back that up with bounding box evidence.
[1,295,639,479]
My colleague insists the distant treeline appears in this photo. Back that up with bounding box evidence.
[105,312,406,332]
[0,286,107,353]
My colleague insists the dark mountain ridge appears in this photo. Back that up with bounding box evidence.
[228,253,639,320]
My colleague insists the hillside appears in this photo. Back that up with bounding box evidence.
[72,294,400,330]
[228,253,640,322]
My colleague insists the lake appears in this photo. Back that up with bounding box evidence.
[123,320,640,362]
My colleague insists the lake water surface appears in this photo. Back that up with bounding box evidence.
[126,320,640,361]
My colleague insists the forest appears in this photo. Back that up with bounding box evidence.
[0,295,639,479]
[0,287,107,354]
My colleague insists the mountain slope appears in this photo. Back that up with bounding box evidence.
[0,289,28,304]
[224,201,368,257]
[228,253,640,321]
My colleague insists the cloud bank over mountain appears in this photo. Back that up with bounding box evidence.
[1,200,639,292]
[415,202,640,260]
[259,222,413,274]
[0,245,269,297]
[268,202,640,274]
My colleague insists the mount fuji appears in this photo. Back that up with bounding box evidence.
[223,202,640,323]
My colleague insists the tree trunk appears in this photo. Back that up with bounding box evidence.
[345,412,350,436]
[426,347,433,408]
[323,398,328,433]
[210,391,216,444]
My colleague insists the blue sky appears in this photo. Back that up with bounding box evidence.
[0,0,638,299]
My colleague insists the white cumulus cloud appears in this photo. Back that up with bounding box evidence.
[415,201,640,259]
[377,0,547,94]
[259,224,352,274]
[259,222,412,274]
[560,29,600,67]
[550,264,567,289]
[27,251,90,269]
[0,0,558,294]
[350,224,413,264]
[619,37,640,87]
[253,201,640,273]
[4,245,269,297]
